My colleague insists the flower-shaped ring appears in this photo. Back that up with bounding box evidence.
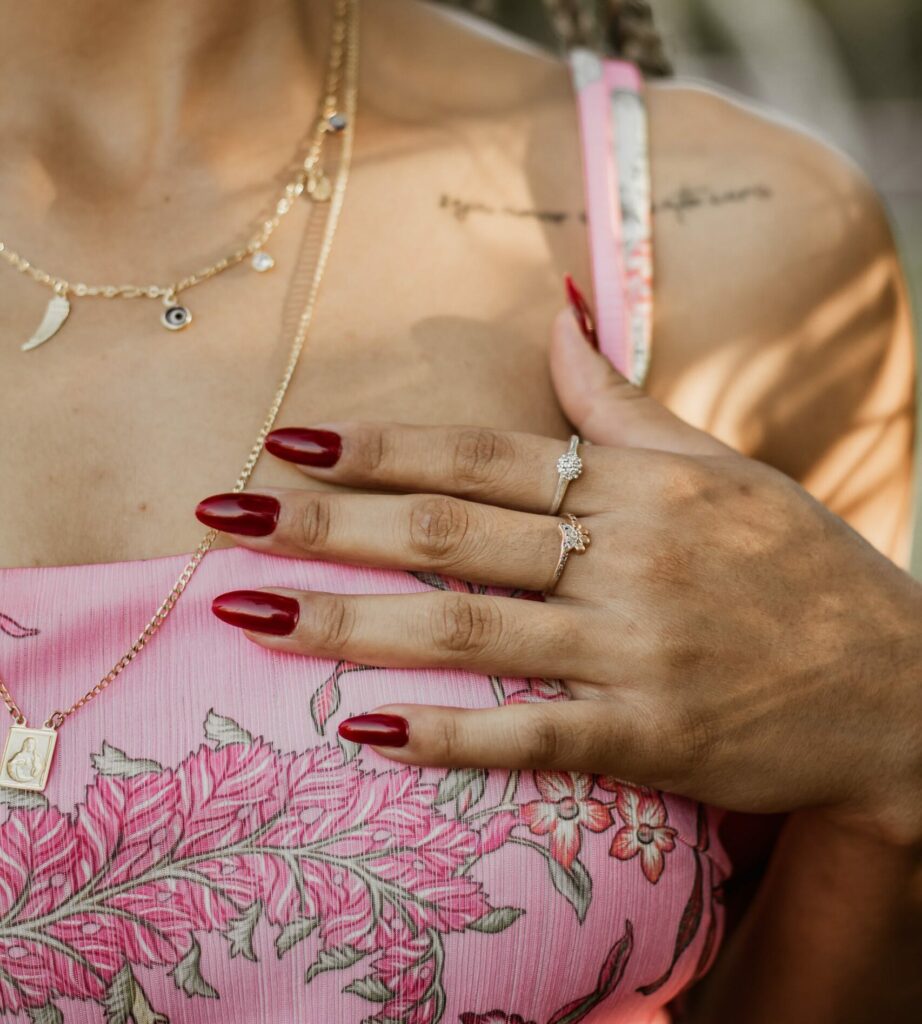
[546,514,591,595]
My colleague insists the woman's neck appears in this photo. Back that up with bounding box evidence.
[0,0,332,200]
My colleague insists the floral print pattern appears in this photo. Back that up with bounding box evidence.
[603,780,679,884]
[0,712,500,1022]
[0,699,718,1023]
[520,773,611,870]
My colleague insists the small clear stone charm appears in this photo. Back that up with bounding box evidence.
[251,251,275,273]
[556,450,583,481]
[307,173,333,202]
[161,303,192,331]
[327,112,347,132]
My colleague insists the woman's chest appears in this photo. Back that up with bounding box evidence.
[0,169,581,569]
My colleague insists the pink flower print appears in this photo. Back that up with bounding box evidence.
[365,917,436,1017]
[0,713,507,1022]
[174,738,287,860]
[503,677,569,704]
[520,773,610,870]
[479,810,517,855]
[460,1013,537,1024]
[77,771,182,888]
[0,611,39,638]
[309,660,372,735]
[610,784,678,884]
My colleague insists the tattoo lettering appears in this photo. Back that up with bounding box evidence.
[653,184,773,223]
[439,182,773,227]
[439,193,583,225]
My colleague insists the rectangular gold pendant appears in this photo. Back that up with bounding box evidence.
[0,725,57,792]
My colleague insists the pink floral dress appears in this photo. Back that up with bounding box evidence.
[0,56,729,1024]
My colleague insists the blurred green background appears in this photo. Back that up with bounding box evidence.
[441,0,922,575]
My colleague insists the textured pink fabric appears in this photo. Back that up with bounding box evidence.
[0,550,728,1023]
[0,62,727,1024]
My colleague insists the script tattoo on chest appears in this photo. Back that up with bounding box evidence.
[439,193,581,224]
[439,182,773,226]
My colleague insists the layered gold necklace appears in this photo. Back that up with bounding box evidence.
[0,0,360,792]
[1,13,350,350]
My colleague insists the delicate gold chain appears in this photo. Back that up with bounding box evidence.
[0,11,349,305]
[0,0,359,731]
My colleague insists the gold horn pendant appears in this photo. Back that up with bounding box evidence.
[22,293,71,352]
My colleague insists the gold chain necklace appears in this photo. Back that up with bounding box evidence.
[2,21,349,351]
[0,0,359,793]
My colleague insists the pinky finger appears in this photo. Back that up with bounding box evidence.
[338,699,666,783]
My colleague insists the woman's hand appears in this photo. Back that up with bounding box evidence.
[196,308,922,846]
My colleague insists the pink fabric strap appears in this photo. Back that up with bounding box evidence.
[569,51,653,385]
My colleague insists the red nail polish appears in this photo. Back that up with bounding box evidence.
[211,590,300,635]
[338,713,409,747]
[564,274,600,350]
[265,428,342,468]
[195,493,280,536]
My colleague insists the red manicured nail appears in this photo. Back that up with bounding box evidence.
[338,713,409,747]
[265,428,342,468]
[195,493,280,536]
[564,274,599,350]
[211,590,300,635]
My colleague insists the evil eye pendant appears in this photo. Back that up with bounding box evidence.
[161,299,192,331]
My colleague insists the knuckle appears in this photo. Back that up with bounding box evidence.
[433,714,463,764]
[430,595,501,656]
[309,594,356,651]
[450,428,513,489]
[294,494,334,552]
[350,425,389,476]
[408,495,471,563]
[519,712,564,768]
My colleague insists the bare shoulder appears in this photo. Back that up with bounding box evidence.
[644,82,915,561]
[370,5,914,556]
[645,79,897,278]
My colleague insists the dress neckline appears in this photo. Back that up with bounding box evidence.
[0,542,253,575]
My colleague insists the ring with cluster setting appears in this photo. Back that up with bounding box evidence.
[549,434,583,515]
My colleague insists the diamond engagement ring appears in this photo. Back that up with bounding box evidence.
[549,435,583,515]
[546,514,591,594]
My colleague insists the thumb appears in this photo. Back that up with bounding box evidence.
[551,300,728,456]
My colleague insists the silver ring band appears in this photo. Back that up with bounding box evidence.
[549,435,583,515]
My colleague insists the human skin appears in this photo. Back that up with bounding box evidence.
[0,0,913,571]
[0,0,917,1017]
[200,310,922,844]
[201,309,922,1020]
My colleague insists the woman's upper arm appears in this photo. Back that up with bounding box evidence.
[647,87,916,565]
[793,175,916,565]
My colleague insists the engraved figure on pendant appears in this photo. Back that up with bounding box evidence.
[6,736,44,784]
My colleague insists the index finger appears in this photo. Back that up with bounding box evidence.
[264,422,638,515]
